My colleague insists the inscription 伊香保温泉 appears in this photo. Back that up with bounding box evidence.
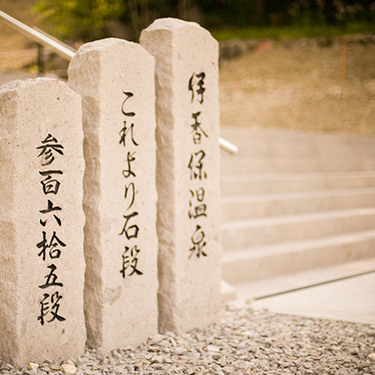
[36,134,66,325]
[119,91,143,278]
[187,72,208,258]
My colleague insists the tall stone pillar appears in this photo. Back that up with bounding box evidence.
[140,19,221,333]
[68,38,158,350]
[0,78,85,366]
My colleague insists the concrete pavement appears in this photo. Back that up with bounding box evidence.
[230,257,375,325]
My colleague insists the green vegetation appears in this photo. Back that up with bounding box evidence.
[33,0,125,40]
[33,0,375,41]
[213,22,375,41]
[33,0,196,40]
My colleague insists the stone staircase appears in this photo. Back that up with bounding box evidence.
[220,127,375,286]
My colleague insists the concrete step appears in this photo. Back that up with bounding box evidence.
[219,127,375,285]
[221,208,375,250]
[221,157,375,174]
[221,188,375,221]
[221,140,375,159]
[221,172,375,196]
[221,127,375,158]
[222,230,375,284]
[221,142,375,158]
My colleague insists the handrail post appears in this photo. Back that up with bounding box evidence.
[37,44,44,74]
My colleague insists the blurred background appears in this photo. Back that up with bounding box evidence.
[2,0,375,313]
[1,0,375,134]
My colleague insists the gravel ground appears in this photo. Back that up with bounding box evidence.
[1,305,375,375]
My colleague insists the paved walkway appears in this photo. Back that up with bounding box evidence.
[232,258,375,325]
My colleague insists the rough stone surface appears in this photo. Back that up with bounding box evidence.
[0,78,85,366]
[1,306,374,374]
[68,38,158,350]
[140,18,221,334]
[61,363,76,375]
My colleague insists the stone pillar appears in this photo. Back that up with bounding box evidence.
[140,19,221,333]
[68,38,158,350]
[0,78,85,366]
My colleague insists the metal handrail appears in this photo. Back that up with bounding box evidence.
[0,10,238,154]
[0,10,75,60]
[219,138,239,154]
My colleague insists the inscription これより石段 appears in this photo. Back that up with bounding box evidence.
[119,91,143,278]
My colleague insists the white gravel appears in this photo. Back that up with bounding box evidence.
[1,305,375,374]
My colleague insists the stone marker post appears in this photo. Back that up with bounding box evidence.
[0,78,85,366]
[68,38,158,350]
[140,19,221,333]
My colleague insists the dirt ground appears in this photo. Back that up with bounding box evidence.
[1,0,375,135]
[0,0,40,70]
[220,41,375,135]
